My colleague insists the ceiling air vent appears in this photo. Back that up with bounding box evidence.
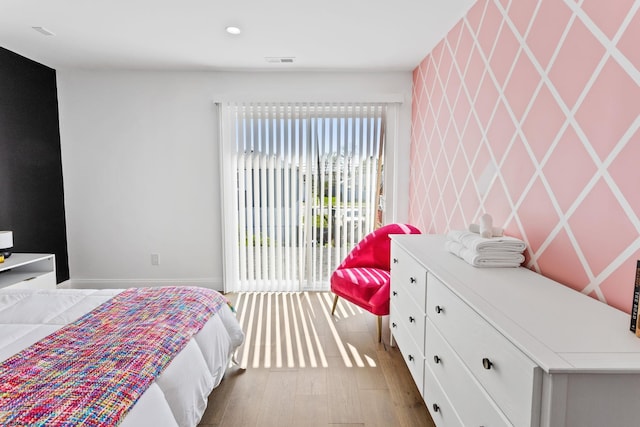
[265,57,295,64]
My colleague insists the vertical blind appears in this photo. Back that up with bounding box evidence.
[218,102,387,292]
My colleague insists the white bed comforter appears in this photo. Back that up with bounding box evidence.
[0,288,244,427]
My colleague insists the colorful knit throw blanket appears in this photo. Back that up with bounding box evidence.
[0,286,228,426]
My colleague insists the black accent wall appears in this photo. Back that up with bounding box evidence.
[0,47,69,282]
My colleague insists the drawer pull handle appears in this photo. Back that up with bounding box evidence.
[435,305,444,314]
[410,277,416,283]
[432,403,440,413]
[392,322,397,328]
[392,291,397,296]
[409,316,415,323]
[482,358,493,370]
[408,354,414,362]
[433,355,441,364]
[393,258,398,264]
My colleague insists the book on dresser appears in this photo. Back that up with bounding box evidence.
[631,260,640,333]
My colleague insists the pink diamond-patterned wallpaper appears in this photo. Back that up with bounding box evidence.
[409,0,640,313]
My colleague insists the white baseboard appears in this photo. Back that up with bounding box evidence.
[64,278,224,291]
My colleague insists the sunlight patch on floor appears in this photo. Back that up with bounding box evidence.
[232,292,378,369]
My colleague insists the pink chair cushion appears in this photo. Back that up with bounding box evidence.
[331,267,391,315]
[330,223,421,316]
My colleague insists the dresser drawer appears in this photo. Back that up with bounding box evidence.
[390,300,425,396]
[424,360,464,427]
[391,246,427,310]
[427,274,541,427]
[6,271,56,290]
[426,319,512,427]
[390,286,426,349]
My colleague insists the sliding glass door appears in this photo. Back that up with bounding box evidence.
[219,102,387,292]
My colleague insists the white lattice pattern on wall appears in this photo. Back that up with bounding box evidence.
[409,0,640,312]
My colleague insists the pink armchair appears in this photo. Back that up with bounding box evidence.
[330,223,421,342]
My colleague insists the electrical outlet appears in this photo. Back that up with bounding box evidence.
[151,253,160,266]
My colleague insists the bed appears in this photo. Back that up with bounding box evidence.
[0,287,245,426]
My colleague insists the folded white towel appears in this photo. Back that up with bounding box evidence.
[445,240,524,268]
[447,230,526,253]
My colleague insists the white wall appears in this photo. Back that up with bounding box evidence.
[56,70,413,290]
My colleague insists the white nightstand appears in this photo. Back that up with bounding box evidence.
[0,253,56,290]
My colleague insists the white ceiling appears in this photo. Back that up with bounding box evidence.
[0,0,476,72]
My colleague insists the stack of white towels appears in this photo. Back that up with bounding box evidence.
[445,214,526,268]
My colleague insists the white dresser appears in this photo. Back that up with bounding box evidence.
[0,253,56,290]
[390,234,640,427]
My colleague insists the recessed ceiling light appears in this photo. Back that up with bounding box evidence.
[225,26,241,35]
[32,26,55,36]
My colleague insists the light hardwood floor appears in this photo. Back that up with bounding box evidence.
[198,292,435,427]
